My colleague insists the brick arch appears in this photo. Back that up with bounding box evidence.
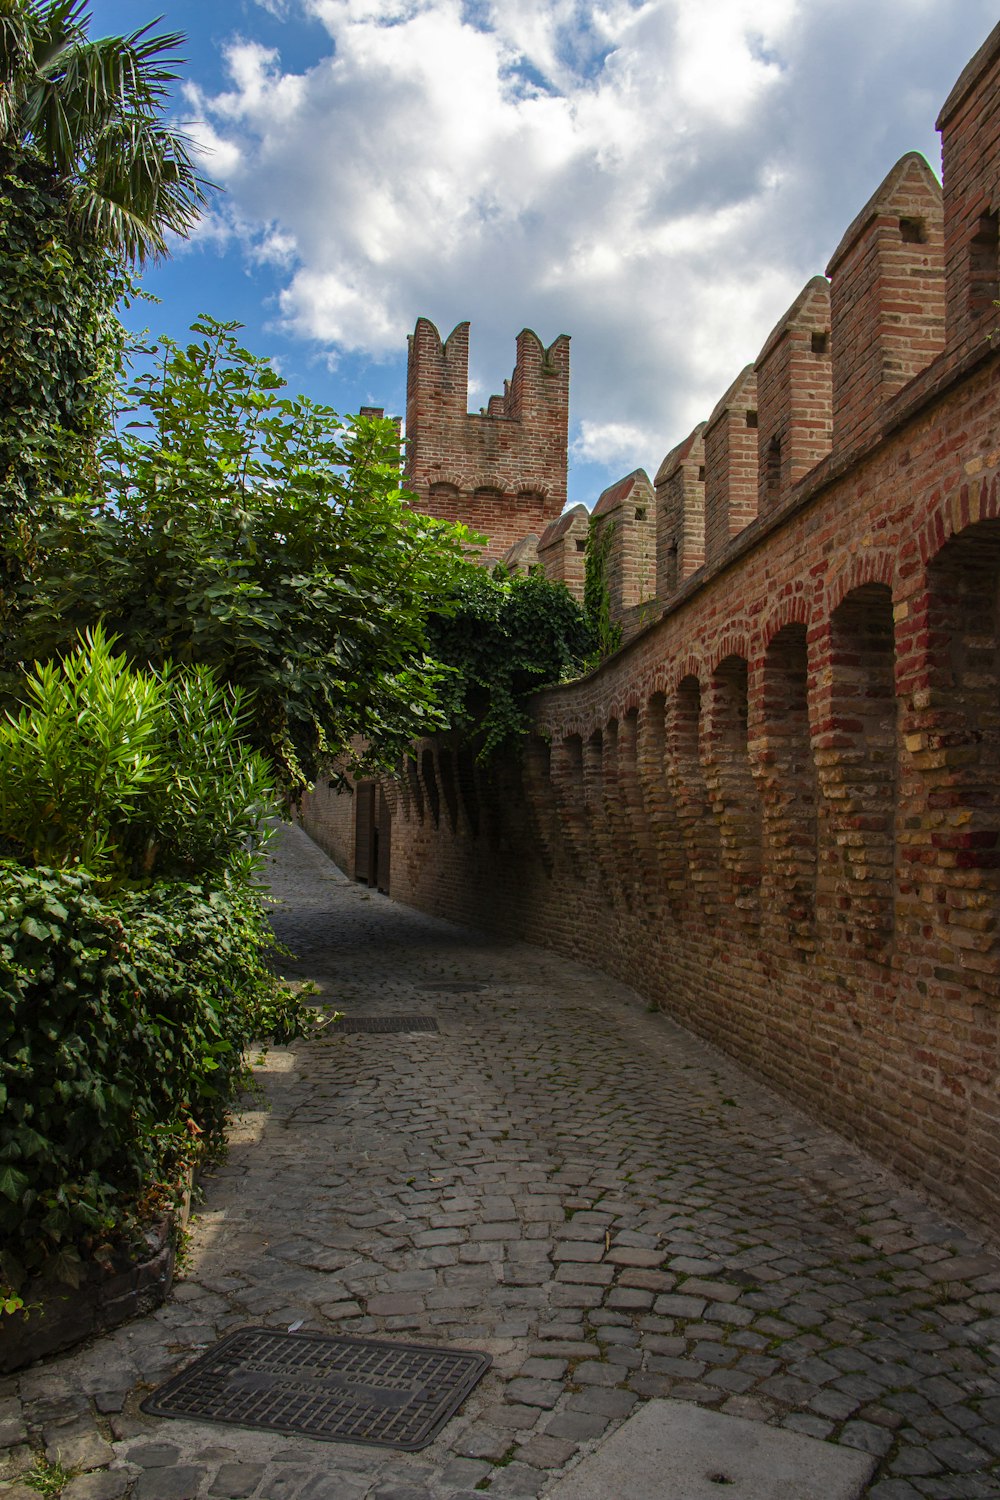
[610,689,645,721]
[669,670,721,922]
[901,518,1000,992]
[427,473,465,493]
[705,651,762,921]
[759,594,815,654]
[708,631,752,675]
[815,580,897,955]
[918,467,1000,567]
[472,474,508,495]
[824,548,897,616]
[629,693,686,920]
[515,481,550,499]
[758,620,818,941]
[600,714,640,914]
[670,653,707,696]
[380,778,401,820]
[555,714,589,742]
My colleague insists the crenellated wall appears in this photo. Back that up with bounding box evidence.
[404,319,570,562]
[703,367,757,567]
[655,426,705,601]
[536,503,589,602]
[825,153,945,455]
[302,21,1000,1237]
[588,470,657,641]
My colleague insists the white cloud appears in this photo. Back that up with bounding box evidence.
[573,420,652,468]
[189,0,999,497]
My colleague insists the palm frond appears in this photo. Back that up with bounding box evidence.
[4,0,211,258]
[73,112,210,263]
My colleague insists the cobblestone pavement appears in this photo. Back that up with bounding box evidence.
[3,823,1000,1500]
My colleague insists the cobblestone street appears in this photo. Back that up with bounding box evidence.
[2,822,1000,1499]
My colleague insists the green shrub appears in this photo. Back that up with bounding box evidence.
[3,317,479,795]
[0,625,276,881]
[583,518,623,665]
[0,863,307,1296]
[0,628,306,1302]
[428,566,594,758]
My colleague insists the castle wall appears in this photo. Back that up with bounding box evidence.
[302,22,1000,1237]
[703,368,758,566]
[537,504,589,602]
[655,426,705,601]
[825,154,945,455]
[589,470,657,641]
[316,344,1000,1234]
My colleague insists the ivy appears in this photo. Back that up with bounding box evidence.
[583,517,623,664]
[0,864,308,1296]
[428,565,594,759]
[0,149,129,535]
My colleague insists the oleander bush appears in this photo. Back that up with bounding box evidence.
[0,624,276,879]
[0,632,308,1306]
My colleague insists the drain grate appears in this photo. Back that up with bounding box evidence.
[144,1328,490,1451]
[421,981,486,993]
[335,1015,439,1034]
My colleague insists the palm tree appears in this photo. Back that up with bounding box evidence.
[0,0,209,263]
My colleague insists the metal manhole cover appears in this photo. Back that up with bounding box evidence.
[143,1328,491,1451]
[421,982,486,993]
[335,1015,440,1034]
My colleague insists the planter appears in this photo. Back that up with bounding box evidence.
[0,1167,194,1374]
[0,1218,177,1374]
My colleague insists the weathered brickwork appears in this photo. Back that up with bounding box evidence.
[703,367,757,566]
[303,23,1000,1239]
[655,425,705,599]
[536,503,589,602]
[826,153,945,455]
[500,531,541,576]
[755,276,833,516]
[589,470,657,642]
[404,318,570,562]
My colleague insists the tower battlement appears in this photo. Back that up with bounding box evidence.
[404,320,570,562]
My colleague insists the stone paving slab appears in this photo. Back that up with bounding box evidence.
[2,823,1000,1499]
[546,1398,877,1498]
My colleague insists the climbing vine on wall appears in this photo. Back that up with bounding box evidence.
[0,152,129,525]
[583,517,623,664]
[0,151,131,634]
[428,566,595,759]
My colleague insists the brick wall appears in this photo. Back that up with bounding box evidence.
[755,277,833,517]
[703,367,758,567]
[537,504,589,602]
[937,25,1000,360]
[589,470,657,640]
[655,426,705,601]
[302,21,1000,1237]
[500,533,541,576]
[826,153,945,455]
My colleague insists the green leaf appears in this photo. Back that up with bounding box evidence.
[0,1166,29,1202]
[19,917,52,941]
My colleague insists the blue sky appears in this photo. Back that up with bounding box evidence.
[88,0,998,507]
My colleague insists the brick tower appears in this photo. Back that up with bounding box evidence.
[404,319,570,563]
